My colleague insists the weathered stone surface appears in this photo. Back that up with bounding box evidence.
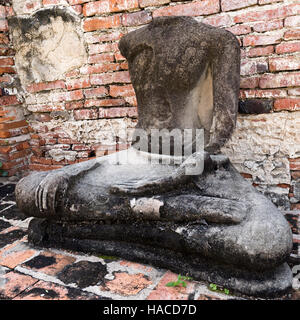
[15,17,293,297]
[119,16,240,154]
[8,7,87,86]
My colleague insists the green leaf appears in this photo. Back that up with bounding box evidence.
[166,282,176,287]
[224,289,230,295]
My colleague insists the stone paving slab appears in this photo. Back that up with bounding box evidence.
[0,180,298,301]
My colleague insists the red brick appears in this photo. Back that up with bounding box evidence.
[84,86,108,98]
[153,0,220,18]
[83,0,109,16]
[139,0,170,8]
[0,66,15,74]
[0,34,9,44]
[247,45,274,57]
[109,0,139,13]
[68,0,89,4]
[0,272,38,299]
[226,25,251,35]
[289,159,300,171]
[52,89,84,102]
[0,19,8,32]
[110,84,135,97]
[101,272,151,296]
[90,71,130,85]
[99,107,137,118]
[233,4,300,23]
[285,16,300,27]
[202,14,232,28]
[28,104,64,113]
[259,72,300,88]
[252,19,283,33]
[288,88,300,96]
[240,88,286,99]
[83,15,121,31]
[241,59,268,76]
[243,32,282,46]
[0,120,27,130]
[65,100,84,110]
[84,31,124,43]
[240,76,259,88]
[284,30,300,41]
[0,57,13,66]
[26,80,65,93]
[71,4,82,14]
[258,0,283,4]
[82,63,121,74]
[276,41,300,54]
[88,53,115,64]
[88,42,118,55]
[122,10,152,27]
[43,0,65,4]
[66,77,90,90]
[147,271,195,300]
[84,98,125,108]
[0,95,19,106]
[269,56,300,72]
[74,109,98,120]
[273,98,300,111]
[221,0,257,12]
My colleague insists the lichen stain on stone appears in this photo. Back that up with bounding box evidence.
[8,7,87,86]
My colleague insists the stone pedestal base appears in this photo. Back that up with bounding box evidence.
[28,218,292,298]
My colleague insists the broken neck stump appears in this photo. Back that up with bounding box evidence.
[16,17,293,298]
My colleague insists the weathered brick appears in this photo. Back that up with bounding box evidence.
[288,88,300,96]
[202,14,232,28]
[66,77,91,90]
[83,0,138,16]
[65,101,84,110]
[269,56,300,72]
[240,76,259,88]
[122,10,152,27]
[240,89,286,99]
[276,41,300,54]
[247,45,274,57]
[88,43,118,55]
[0,95,20,106]
[85,98,125,108]
[68,0,89,4]
[226,25,251,35]
[233,4,300,23]
[258,0,283,4]
[26,80,65,93]
[84,31,124,44]
[285,16,300,27]
[243,32,283,46]
[74,109,98,120]
[259,72,300,88]
[109,84,135,97]
[284,30,300,41]
[153,0,220,18]
[81,63,121,74]
[90,71,130,85]
[241,59,268,76]
[27,104,64,113]
[273,98,300,111]
[52,90,84,102]
[84,86,108,98]
[221,0,257,12]
[88,53,115,64]
[0,57,14,66]
[252,19,283,33]
[71,4,83,15]
[0,19,8,32]
[139,0,170,8]
[109,0,139,13]
[0,66,15,74]
[98,107,137,118]
[83,15,121,32]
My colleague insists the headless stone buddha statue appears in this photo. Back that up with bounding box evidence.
[15,16,293,297]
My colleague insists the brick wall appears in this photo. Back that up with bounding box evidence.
[0,0,299,218]
[0,1,30,177]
